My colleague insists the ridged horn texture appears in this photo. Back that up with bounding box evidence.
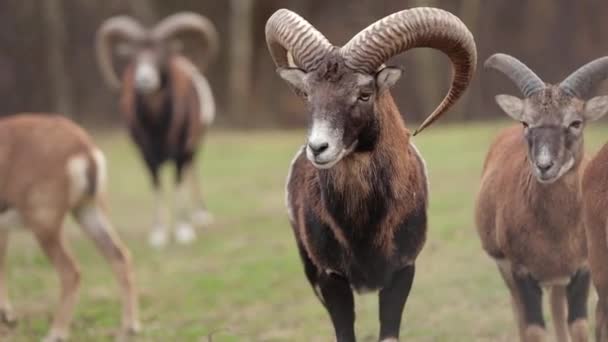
[265,9,333,70]
[341,7,477,135]
[484,53,545,97]
[560,57,608,99]
[96,16,146,89]
[151,12,220,70]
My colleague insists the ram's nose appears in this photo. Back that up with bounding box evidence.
[308,141,329,157]
[536,160,554,173]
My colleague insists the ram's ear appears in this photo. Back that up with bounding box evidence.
[376,66,403,92]
[583,96,608,122]
[495,94,525,121]
[277,67,308,95]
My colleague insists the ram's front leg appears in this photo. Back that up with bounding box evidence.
[378,265,415,342]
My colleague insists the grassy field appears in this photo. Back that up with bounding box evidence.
[1,122,607,341]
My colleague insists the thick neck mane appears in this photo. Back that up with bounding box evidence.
[318,91,420,226]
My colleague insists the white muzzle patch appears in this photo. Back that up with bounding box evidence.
[306,120,348,169]
[134,59,160,94]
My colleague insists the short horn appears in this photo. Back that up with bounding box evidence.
[560,57,608,99]
[151,12,220,70]
[96,16,146,89]
[484,53,545,97]
[341,7,477,135]
[265,9,333,70]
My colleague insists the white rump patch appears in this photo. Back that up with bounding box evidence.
[66,153,89,206]
[176,58,216,125]
[91,148,107,193]
[285,147,305,222]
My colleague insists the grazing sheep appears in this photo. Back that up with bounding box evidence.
[267,8,476,341]
[476,53,608,342]
[0,114,140,341]
[96,12,218,247]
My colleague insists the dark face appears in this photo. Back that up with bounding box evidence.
[278,56,401,168]
[120,38,171,94]
[496,87,608,183]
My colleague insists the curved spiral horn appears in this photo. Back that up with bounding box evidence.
[341,7,477,135]
[96,16,146,89]
[484,53,545,97]
[151,12,220,69]
[265,9,333,70]
[560,57,608,99]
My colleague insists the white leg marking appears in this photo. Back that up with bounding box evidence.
[174,222,196,245]
[66,153,89,206]
[149,188,169,249]
[285,147,305,223]
[380,338,399,342]
[174,171,198,244]
[184,165,213,227]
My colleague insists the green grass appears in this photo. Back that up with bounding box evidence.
[1,122,607,341]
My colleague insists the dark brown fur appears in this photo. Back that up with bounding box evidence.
[287,92,428,287]
[120,55,206,159]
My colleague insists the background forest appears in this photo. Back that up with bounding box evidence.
[0,0,606,127]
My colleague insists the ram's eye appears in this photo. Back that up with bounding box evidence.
[569,120,582,129]
[522,122,529,129]
[358,93,371,102]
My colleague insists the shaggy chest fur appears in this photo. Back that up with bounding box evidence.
[127,89,194,165]
[288,144,427,291]
[121,60,203,166]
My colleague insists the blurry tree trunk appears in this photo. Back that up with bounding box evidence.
[229,0,254,124]
[458,0,481,120]
[40,0,73,117]
[409,0,444,122]
[127,0,157,25]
